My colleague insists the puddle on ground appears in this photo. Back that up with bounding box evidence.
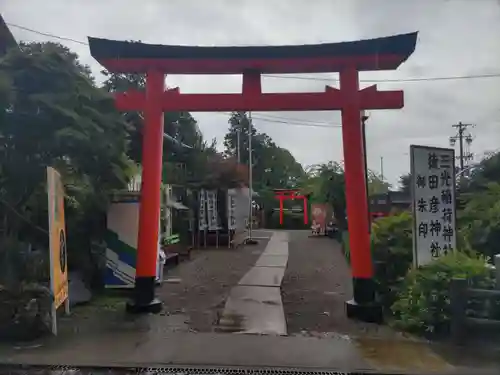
[355,337,453,372]
[215,311,245,333]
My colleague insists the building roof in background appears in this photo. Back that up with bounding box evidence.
[370,190,411,206]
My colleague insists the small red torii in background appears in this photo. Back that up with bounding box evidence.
[274,189,308,225]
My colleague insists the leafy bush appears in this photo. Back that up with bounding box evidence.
[0,238,49,288]
[0,238,52,341]
[370,211,414,308]
[391,251,492,336]
[459,182,500,260]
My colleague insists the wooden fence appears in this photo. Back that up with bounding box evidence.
[450,255,500,343]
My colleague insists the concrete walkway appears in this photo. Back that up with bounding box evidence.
[218,232,288,335]
[0,331,372,371]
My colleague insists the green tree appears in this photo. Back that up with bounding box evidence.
[302,162,392,229]
[459,152,500,194]
[101,71,203,166]
[0,42,134,284]
[224,112,305,219]
[399,173,411,194]
[459,182,500,259]
[102,72,246,189]
[224,111,304,192]
[303,162,346,228]
[367,170,391,195]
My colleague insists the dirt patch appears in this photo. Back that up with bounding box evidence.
[157,241,267,332]
[281,230,402,338]
[38,239,269,339]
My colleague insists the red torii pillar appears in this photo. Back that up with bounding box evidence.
[339,68,376,319]
[130,70,164,313]
[88,32,417,319]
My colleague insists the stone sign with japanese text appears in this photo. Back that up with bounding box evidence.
[410,145,456,266]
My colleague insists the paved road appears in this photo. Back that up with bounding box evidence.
[1,230,499,374]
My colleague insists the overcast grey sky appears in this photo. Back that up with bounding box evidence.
[2,0,500,186]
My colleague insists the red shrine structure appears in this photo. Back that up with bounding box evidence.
[274,189,308,225]
[88,32,417,321]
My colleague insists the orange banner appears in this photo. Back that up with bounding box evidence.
[47,167,69,309]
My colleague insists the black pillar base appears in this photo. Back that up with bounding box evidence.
[125,276,163,314]
[346,276,383,324]
[345,299,383,324]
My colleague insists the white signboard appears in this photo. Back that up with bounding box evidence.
[198,189,207,230]
[227,189,237,230]
[206,190,218,230]
[411,145,456,266]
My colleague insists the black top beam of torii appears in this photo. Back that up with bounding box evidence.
[88,32,418,74]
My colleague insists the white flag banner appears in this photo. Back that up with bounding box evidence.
[235,187,250,231]
[198,189,207,230]
[206,190,218,230]
[227,189,237,230]
[410,145,456,266]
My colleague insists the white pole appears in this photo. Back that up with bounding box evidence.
[237,129,241,163]
[248,112,253,241]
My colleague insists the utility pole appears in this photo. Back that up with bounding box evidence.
[380,156,384,182]
[361,112,371,233]
[450,122,474,173]
[246,111,257,245]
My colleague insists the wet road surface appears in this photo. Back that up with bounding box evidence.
[1,231,500,374]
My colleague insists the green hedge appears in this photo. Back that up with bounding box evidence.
[340,211,500,338]
[391,251,493,336]
[339,213,414,309]
[370,211,414,309]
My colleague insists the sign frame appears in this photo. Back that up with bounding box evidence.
[206,189,219,231]
[47,167,70,335]
[410,145,457,267]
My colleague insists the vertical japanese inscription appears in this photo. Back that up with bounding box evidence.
[228,192,236,230]
[198,189,207,230]
[411,146,456,266]
[206,190,219,230]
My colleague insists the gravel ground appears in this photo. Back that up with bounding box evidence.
[43,237,269,338]
[157,239,268,332]
[281,230,402,338]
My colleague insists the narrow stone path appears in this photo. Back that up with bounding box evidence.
[218,231,289,335]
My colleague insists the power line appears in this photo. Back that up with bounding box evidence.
[264,73,500,83]
[219,112,341,128]
[6,22,88,45]
[245,112,341,126]
[220,112,342,128]
[251,116,341,128]
[7,22,500,84]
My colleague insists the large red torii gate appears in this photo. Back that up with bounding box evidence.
[89,32,417,322]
